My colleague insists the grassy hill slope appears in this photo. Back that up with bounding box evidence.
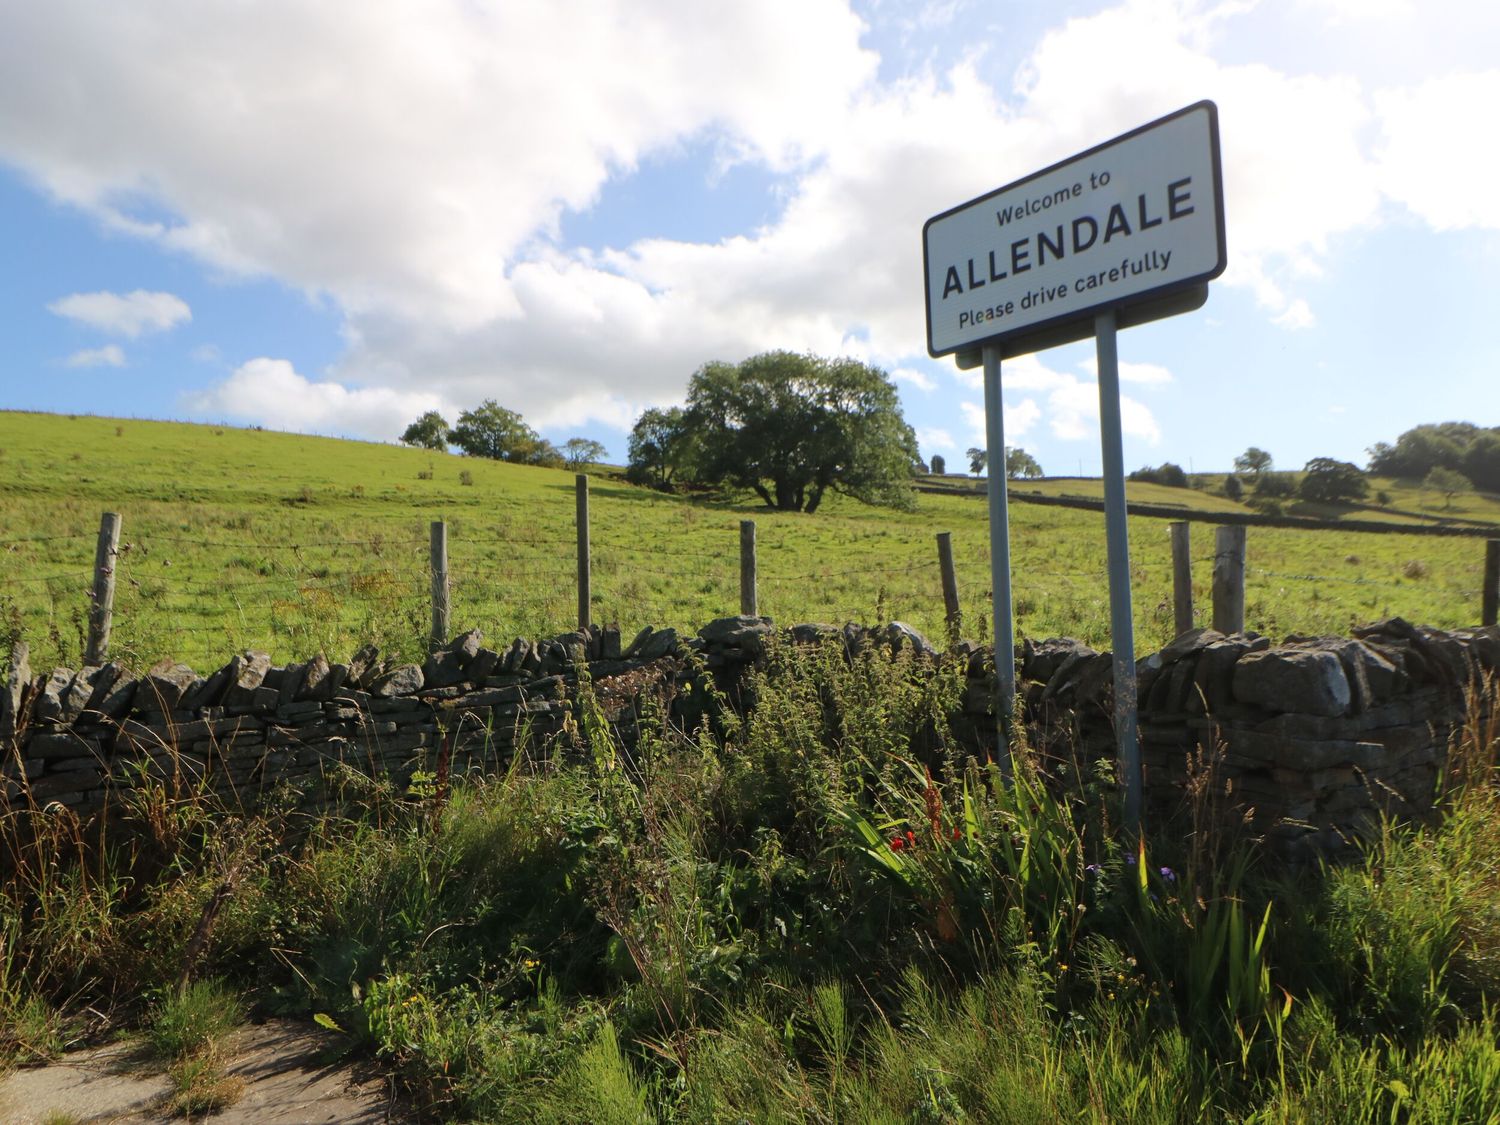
[1,411,1491,671]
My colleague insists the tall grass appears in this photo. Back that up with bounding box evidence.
[1,645,1496,1120]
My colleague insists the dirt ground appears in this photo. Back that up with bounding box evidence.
[0,1019,410,1124]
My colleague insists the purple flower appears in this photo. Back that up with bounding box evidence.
[1124,854,1137,867]
[1085,863,1102,875]
[1159,866,1176,882]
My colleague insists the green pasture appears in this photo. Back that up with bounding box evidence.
[1,410,1492,673]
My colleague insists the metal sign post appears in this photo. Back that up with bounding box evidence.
[921,101,1225,838]
[1093,309,1141,829]
[982,343,1015,779]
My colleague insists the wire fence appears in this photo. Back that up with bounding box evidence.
[1,489,1495,674]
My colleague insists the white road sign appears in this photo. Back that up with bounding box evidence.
[923,101,1225,359]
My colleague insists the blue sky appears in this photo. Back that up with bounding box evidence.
[1,0,1496,476]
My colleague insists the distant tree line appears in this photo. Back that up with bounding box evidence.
[400,404,607,470]
[1367,422,1500,493]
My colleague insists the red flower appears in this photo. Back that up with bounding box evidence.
[905,830,917,848]
[890,836,904,851]
[951,826,962,841]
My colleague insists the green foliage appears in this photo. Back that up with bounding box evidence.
[1300,457,1370,504]
[1223,473,1243,501]
[966,446,986,475]
[1424,465,1472,509]
[684,351,920,512]
[562,437,608,470]
[929,453,946,476]
[625,406,696,489]
[1234,446,1274,477]
[1129,462,1189,487]
[1005,446,1043,480]
[399,410,449,450]
[450,399,557,465]
[148,978,245,1060]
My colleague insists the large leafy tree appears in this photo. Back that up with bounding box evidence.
[1300,457,1369,503]
[684,352,919,513]
[1233,447,1273,478]
[1006,447,1043,479]
[626,407,697,489]
[967,447,987,476]
[562,438,608,470]
[400,410,450,450]
[450,400,554,464]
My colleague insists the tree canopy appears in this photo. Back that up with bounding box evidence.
[684,351,919,513]
[967,447,987,476]
[1233,447,1273,478]
[400,410,450,450]
[1006,447,1043,480]
[563,438,608,470]
[1367,422,1500,491]
[1299,457,1368,503]
[450,400,559,465]
[929,453,946,476]
[626,407,697,490]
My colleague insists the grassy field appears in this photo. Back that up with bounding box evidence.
[1,410,1494,673]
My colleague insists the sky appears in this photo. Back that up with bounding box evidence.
[1,0,1497,477]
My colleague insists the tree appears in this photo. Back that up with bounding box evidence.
[684,351,919,513]
[626,407,698,489]
[450,400,552,464]
[930,453,946,476]
[1233,447,1273,478]
[1299,457,1369,503]
[563,438,608,470]
[1005,447,1043,479]
[967,447,987,476]
[400,410,450,450]
[1461,430,1500,493]
[1423,466,1471,510]
[1223,474,1243,501]
[1128,462,1188,488]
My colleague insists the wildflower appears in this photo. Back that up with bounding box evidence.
[890,836,905,851]
[1159,866,1176,882]
[1085,863,1102,875]
[906,829,916,848]
[951,826,962,841]
[1124,853,1137,867]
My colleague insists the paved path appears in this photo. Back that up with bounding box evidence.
[0,1019,410,1124]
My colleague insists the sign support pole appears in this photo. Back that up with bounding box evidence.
[1093,309,1142,835]
[982,343,1015,779]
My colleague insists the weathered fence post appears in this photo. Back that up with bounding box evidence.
[1169,521,1193,637]
[85,512,121,665]
[936,531,961,640]
[740,520,757,617]
[1212,524,1246,635]
[576,474,591,630]
[429,520,449,651]
[1484,539,1499,627]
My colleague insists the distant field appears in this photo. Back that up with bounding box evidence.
[1,411,1492,673]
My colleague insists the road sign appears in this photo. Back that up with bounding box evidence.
[923,101,1225,362]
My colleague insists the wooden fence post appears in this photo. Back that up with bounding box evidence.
[1212,524,1246,635]
[936,531,961,639]
[740,520,757,617]
[576,474,591,630]
[1169,521,1193,637]
[85,511,121,665]
[429,520,449,651]
[1483,539,1499,627]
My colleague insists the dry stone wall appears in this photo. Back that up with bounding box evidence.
[3,616,1496,861]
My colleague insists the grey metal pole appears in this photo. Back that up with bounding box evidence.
[1094,309,1142,836]
[982,344,1015,777]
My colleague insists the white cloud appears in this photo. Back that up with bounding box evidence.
[6,0,1496,439]
[892,366,936,392]
[1078,358,1175,385]
[183,358,454,442]
[1007,397,1043,437]
[1375,71,1500,230]
[915,426,955,453]
[64,344,125,368]
[47,289,190,337]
